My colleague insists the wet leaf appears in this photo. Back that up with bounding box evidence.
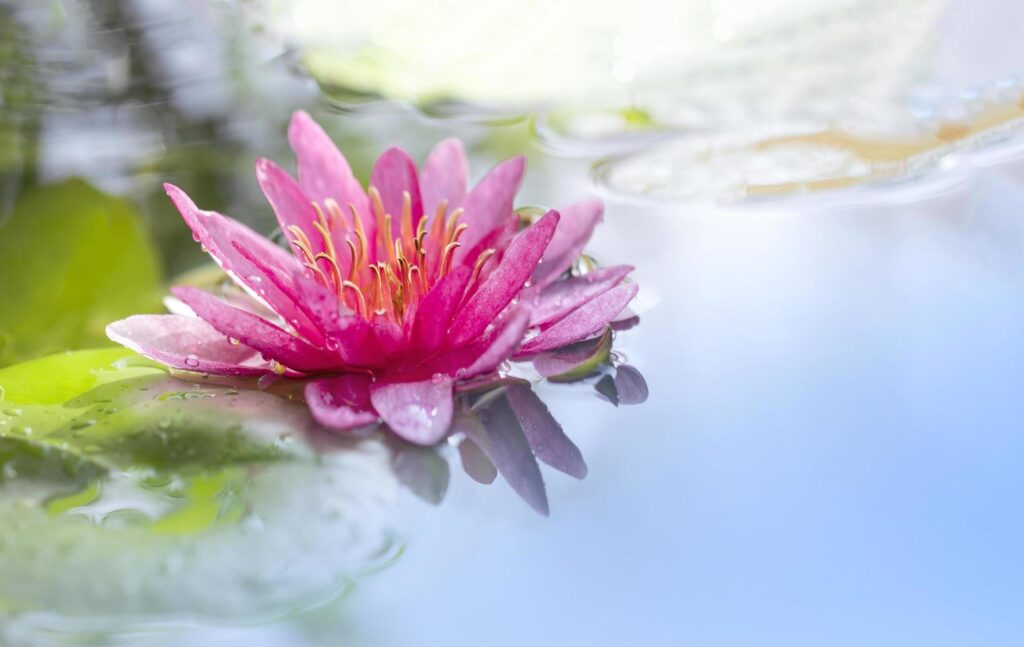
[0,349,310,474]
[0,179,163,366]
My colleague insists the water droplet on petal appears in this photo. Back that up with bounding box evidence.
[184,354,200,368]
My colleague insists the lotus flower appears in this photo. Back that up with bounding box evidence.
[107,111,637,445]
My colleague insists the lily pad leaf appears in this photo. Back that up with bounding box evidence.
[0,179,163,366]
[0,349,311,474]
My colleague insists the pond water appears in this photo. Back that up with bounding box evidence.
[1,1,1024,646]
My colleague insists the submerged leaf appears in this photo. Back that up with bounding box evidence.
[388,437,450,505]
[465,394,549,515]
[457,433,497,485]
[505,384,587,479]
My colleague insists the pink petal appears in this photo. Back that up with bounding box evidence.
[164,184,321,343]
[255,158,326,260]
[527,264,634,327]
[370,375,454,445]
[231,241,331,345]
[458,211,519,269]
[532,198,604,288]
[371,314,406,357]
[410,265,472,349]
[371,147,423,236]
[455,156,525,263]
[106,314,273,376]
[506,383,587,479]
[420,138,468,217]
[235,250,387,369]
[172,286,343,374]
[460,306,531,378]
[288,111,371,233]
[449,210,560,346]
[519,283,639,356]
[289,266,386,367]
[304,374,379,430]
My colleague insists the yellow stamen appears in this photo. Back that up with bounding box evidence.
[439,242,460,277]
[342,281,366,316]
[345,239,360,282]
[466,248,496,292]
[324,198,349,231]
[315,253,344,296]
[400,191,414,256]
[303,262,330,286]
[445,208,463,241]
[369,264,384,314]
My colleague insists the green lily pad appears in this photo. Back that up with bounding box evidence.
[0,179,163,366]
[0,349,401,629]
[0,349,316,474]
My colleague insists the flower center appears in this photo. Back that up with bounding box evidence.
[287,186,494,324]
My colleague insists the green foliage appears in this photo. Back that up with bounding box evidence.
[0,179,164,366]
[0,349,310,475]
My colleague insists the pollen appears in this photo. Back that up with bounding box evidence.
[287,189,495,324]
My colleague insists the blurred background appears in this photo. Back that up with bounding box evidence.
[1,0,1024,645]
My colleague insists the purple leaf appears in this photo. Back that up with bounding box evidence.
[465,394,549,515]
[506,383,587,479]
[614,364,649,405]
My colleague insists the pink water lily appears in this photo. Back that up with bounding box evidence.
[106,111,637,445]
